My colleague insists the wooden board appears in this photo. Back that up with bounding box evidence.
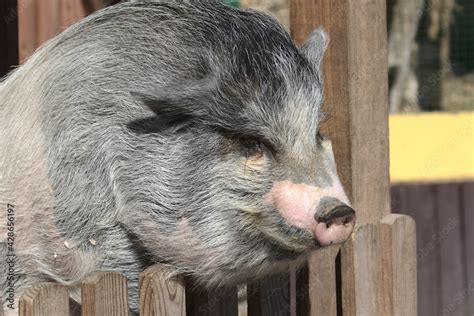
[18,0,37,62]
[81,271,129,316]
[308,246,339,316]
[436,183,467,316]
[18,0,103,63]
[380,214,417,316]
[406,184,441,315]
[61,0,88,30]
[37,0,62,47]
[391,183,466,316]
[341,224,384,316]
[18,282,69,316]
[289,1,391,315]
[139,264,186,316]
[462,182,474,316]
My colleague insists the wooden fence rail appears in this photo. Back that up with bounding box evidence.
[2,214,415,316]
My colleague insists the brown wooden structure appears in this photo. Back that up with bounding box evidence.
[392,182,474,316]
[1,0,418,315]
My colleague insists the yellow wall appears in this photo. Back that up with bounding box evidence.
[389,112,474,183]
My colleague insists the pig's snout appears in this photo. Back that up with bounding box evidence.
[265,180,356,248]
[314,203,355,247]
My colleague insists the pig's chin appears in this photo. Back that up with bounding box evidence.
[225,254,309,287]
[254,219,319,254]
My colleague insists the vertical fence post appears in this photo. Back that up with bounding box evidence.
[139,264,186,316]
[81,271,129,316]
[381,214,417,315]
[295,246,340,315]
[18,283,70,316]
[289,0,411,315]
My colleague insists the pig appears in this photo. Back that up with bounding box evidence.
[0,0,355,314]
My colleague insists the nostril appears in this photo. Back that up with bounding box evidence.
[315,205,355,228]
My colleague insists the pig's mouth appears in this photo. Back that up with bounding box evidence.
[249,215,321,253]
[250,205,356,253]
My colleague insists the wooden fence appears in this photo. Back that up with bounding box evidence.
[1,216,415,316]
[392,182,474,316]
[17,0,121,62]
[1,0,418,315]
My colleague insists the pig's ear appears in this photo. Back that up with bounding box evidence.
[130,90,195,126]
[130,75,215,125]
[300,28,329,73]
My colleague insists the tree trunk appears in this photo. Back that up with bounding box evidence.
[388,0,424,112]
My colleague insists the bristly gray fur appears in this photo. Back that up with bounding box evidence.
[0,1,330,314]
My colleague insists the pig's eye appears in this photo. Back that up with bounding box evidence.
[240,138,265,158]
[316,132,327,143]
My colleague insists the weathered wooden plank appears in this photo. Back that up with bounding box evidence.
[37,0,62,46]
[340,224,384,315]
[18,282,69,316]
[393,182,474,315]
[0,0,18,76]
[462,182,474,316]
[139,264,186,316]
[295,246,340,316]
[246,274,291,316]
[81,271,129,316]
[308,246,339,316]
[186,283,238,316]
[18,0,89,63]
[18,0,37,62]
[436,183,466,316]
[60,0,74,27]
[290,1,390,315]
[61,0,87,29]
[405,184,440,316]
[380,213,417,316]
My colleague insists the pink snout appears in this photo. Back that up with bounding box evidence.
[313,204,355,246]
[265,180,356,247]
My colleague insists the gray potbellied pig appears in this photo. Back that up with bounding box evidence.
[0,0,355,313]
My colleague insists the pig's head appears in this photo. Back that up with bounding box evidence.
[123,23,355,285]
[124,25,355,283]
